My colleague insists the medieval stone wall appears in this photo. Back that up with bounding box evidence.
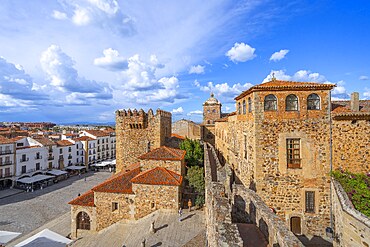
[332,119,370,173]
[115,109,172,173]
[132,183,179,219]
[94,192,135,231]
[332,180,370,247]
[140,159,184,176]
[172,119,201,139]
[71,205,97,239]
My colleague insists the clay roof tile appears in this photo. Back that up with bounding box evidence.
[131,167,182,186]
[68,190,95,207]
[138,146,186,161]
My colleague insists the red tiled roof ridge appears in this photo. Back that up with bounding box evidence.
[235,80,336,100]
[0,136,13,144]
[138,146,186,161]
[68,190,95,207]
[131,166,182,186]
[171,133,186,140]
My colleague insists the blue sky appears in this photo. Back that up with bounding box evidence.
[0,0,369,123]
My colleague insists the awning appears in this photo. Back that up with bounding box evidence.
[0,230,21,244]
[45,169,68,176]
[92,161,111,167]
[16,175,55,184]
[111,159,116,165]
[65,165,86,170]
[15,229,72,247]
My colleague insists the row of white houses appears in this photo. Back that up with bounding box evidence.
[0,129,116,188]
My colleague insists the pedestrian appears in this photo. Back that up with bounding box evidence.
[188,199,192,212]
[79,172,81,178]
[84,177,86,182]
[178,207,182,222]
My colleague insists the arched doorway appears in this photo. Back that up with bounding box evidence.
[76,211,90,230]
[290,216,301,235]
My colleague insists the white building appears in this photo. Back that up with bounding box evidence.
[55,140,84,169]
[80,129,116,163]
[0,136,16,187]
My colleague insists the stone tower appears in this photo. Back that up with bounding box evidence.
[202,93,222,145]
[203,93,221,125]
[115,108,172,173]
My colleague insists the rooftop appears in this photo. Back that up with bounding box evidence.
[131,167,183,186]
[203,93,220,106]
[33,137,55,146]
[91,166,141,194]
[74,136,95,142]
[56,140,74,147]
[0,136,13,144]
[68,190,95,207]
[235,80,336,100]
[138,146,186,161]
[83,130,110,137]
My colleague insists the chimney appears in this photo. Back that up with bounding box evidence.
[350,92,359,112]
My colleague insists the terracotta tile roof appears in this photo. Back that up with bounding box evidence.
[131,167,183,186]
[68,190,95,207]
[84,130,109,137]
[171,133,186,140]
[92,166,141,193]
[235,80,335,100]
[0,136,13,144]
[331,100,370,112]
[138,146,186,161]
[16,145,42,150]
[74,136,95,141]
[64,133,78,137]
[34,137,55,146]
[56,140,74,147]
[9,136,26,142]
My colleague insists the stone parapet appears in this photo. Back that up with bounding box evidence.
[332,180,370,247]
[232,185,304,247]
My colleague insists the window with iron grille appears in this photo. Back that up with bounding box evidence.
[305,191,315,212]
[287,138,301,168]
[307,93,320,110]
[264,94,277,111]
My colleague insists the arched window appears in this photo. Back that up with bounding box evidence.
[242,100,246,114]
[264,94,277,111]
[286,94,299,111]
[238,102,241,114]
[77,211,90,230]
[307,93,320,110]
[248,97,252,113]
[207,120,210,124]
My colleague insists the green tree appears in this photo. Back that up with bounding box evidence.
[186,166,205,206]
[179,138,204,167]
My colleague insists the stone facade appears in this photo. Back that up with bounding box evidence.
[201,93,223,146]
[332,180,370,247]
[94,192,135,231]
[332,118,370,173]
[70,203,97,239]
[140,159,184,176]
[215,80,335,237]
[172,119,201,140]
[115,109,171,173]
[132,183,180,219]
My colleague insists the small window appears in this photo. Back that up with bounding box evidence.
[151,202,155,209]
[238,102,241,114]
[264,94,277,111]
[287,139,301,168]
[60,148,63,154]
[112,202,119,211]
[286,94,299,111]
[305,191,315,212]
[17,143,23,147]
[248,97,252,113]
[242,100,246,114]
[212,109,216,113]
[36,163,40,170]
[307,94,320,110]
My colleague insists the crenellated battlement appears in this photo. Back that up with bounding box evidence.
[116,108,171,129]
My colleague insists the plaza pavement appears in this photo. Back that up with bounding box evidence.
[0,171,111,241]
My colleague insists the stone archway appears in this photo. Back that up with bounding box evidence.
[76,211,91,230]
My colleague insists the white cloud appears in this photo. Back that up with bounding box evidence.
[94,48,127,71]
[54,0,135,35]
[225,106,231,111]
[172,107,184,114]
[270,49,289,61]
[263,70,350,99]
[187,110,203,116]
[226,42,256,63]
[52,10,68,20]
[189,65,205,74]
[364,88,370,98]
[40,45,112,101]
[359,75,369,80]
[198,81,253,98]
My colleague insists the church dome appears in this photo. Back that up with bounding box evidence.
[204,93,220,105]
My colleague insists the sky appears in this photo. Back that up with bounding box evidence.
[0,0,369,123]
